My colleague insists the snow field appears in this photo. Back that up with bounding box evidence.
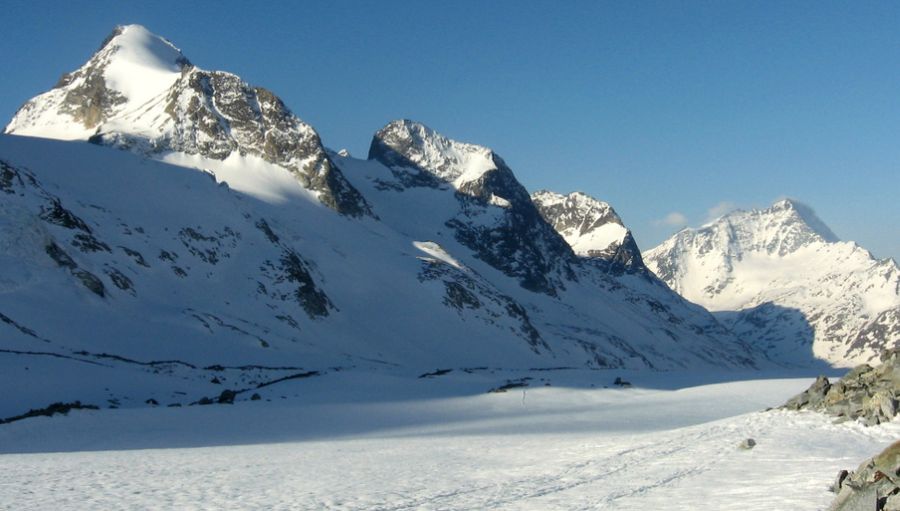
[1,374,896,510]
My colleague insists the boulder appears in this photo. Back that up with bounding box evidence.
[882,348,900,363]
[833,470,849,493]
[738,438,757,450]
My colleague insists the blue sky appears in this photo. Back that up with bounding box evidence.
[2,1,898,260]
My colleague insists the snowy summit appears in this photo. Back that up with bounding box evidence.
[7,25,189,141]
[644,199,900,366]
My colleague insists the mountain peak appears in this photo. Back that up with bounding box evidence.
[6,24,190,139]
[369,119,496,187]
[366,120,577,295]
[691,199,840,256]
[86,25,191,112]
[767,198,838,243]
[532,190,624,227]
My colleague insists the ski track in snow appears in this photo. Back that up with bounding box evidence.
[1,378,897,511]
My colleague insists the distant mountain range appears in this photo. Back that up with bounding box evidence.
[0,25,775,415]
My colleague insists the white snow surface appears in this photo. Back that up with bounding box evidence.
[413,240,465,270]
[568,222,628,256]
[644,199,900,366]
[1,371,895,510]
[159,151,323,206]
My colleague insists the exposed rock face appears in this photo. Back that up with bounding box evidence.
[829,440,900,511]
[369,120,576,295]
[783,349,900,426]
[644,199,900,366]
[5,24,371,217]
[532,190,646,274]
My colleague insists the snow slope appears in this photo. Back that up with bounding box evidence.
[0,372,895,510]
[644,199,900,366]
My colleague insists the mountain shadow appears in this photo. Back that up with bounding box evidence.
[713,302,834,372]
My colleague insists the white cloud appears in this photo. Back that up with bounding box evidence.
[705,201,736,222]
[656,211,688,227]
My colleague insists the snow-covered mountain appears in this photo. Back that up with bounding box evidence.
[5,25,370,217]
[531,190,645,274]
[644,199,900,367]
[0,25,761,417]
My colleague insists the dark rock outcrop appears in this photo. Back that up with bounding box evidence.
[153,68,372,217]
[783,349,900,426]
[0,401,100,425]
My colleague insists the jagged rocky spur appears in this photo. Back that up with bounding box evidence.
[369,120,576,296]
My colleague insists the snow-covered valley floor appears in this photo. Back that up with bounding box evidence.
[1,370,897,510]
